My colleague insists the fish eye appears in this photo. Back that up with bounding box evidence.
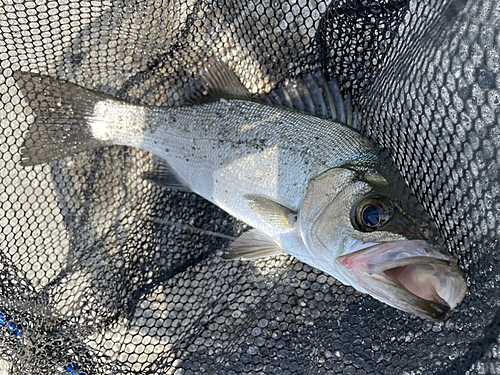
[352,195,394,232]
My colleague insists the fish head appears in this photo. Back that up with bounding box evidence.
[298,161,467,321]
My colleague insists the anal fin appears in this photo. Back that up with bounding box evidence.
[142,156,190,192]
[222,229,285,260]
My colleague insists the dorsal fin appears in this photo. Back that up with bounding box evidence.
[181,61,252,105]
[259,71,357,129]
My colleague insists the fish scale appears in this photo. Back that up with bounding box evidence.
[17,70,466,321]
[90,98,372,232]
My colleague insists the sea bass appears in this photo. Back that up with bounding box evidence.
[16,66,466,321]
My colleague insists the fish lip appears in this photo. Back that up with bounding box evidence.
[337,240,467,321]
[340,240,451,273]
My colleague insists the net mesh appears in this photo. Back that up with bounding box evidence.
[0,0,499,373]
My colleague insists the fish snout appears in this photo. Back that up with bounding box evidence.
[337,240,467,321]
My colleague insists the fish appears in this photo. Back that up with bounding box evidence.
[15,63,467,321]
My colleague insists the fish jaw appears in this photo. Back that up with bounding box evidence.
[337,240,467,321]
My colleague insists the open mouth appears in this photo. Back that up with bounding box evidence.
[337,240,467,321]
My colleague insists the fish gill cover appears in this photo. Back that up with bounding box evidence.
[0,0,498,374]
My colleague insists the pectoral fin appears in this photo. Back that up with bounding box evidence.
[222,229,285,260]
[244,195,297,229]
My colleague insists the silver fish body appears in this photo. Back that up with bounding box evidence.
[91,98,371,230]
[17,70,467,320]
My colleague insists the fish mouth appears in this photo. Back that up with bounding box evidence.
[337,240,467,321]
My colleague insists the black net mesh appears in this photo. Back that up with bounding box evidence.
[0,0,499,373]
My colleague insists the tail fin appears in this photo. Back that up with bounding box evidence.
[15,71,113,166]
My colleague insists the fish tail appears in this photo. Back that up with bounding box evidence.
[15,71,114,166]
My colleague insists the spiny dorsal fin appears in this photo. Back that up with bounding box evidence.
[182,60,252,105]
[221,229,285,260]
[142,156,191,192]
[259,71,357,129]
[244,194,296,229]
